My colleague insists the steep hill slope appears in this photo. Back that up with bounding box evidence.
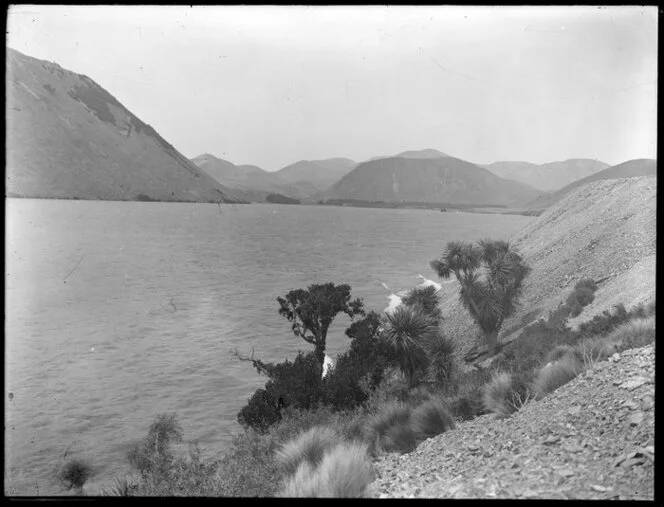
[6,48,242,203]
[483,158,610,192]
[527,159,657,209]
[433,176,656,360]
[320,156,544,206]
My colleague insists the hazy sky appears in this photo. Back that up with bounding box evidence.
[7,5,658,170]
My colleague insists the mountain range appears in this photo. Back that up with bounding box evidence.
[526,158,657,209]
[482,159,610,192]
[190,154,356,201]
[6,48,242,203]
[6,48,655,209]
[318,155,545,207]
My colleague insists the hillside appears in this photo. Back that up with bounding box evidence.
[191,153,321,201]
[483,158,610,192]
[372,344,654,499]
[273,158,356,189]
[433,176,656,361]
[527,159,657,209]
[320,156,545,207]
[5,48,242,203]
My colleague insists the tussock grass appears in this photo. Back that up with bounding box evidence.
[279,442,374,497]
[608,316,656,352]
[411,397,455,440]
[482,371,532,419]
[365,401,420,454]
[276,426,339,478]
[572,337,618,367]
[532,354,584,399]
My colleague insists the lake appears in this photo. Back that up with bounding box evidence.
[5,198,532,495]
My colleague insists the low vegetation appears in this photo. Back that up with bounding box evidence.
[279,442,374,498]
[57,457,93,492]
[88,239,654,497]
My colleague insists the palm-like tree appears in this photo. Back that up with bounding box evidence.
[430,239,531,356]
[381,306,438,386]
[401,285,443,324]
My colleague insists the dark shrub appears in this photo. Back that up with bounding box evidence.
[574,278,598,293]
[544,304,572,332]
[493,320,572,375]
[574,303,629,340]
[574,286,595,307]
[238,351,323,433]
[567,296,584,318]
[58,458,92,491]
[237,388,282,434]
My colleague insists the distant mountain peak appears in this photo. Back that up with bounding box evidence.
[395,148,451,159]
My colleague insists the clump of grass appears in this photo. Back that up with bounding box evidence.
[366,401,417,454]
[410,397,455,441]
[482,371,533,419]
[276,426,339,477]
[607,316,656,352]
[532,354,585,399]
[279,442,374,498]
[572,337,618,367]
[57,457,93,492]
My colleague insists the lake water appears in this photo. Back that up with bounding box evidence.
[5,198,532,495]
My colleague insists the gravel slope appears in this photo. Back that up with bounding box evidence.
[370,345,655,500]
[431,175,656,361]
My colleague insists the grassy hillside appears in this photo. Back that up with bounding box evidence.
[6,48,243,203]
[320,156,545,207]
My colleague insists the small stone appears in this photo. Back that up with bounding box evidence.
[559,468,575,477]
[563,442,584,453]
[543,436,560,445]
[591,485,611,493]
[623,399,640,410]
[610,353,621,362]
[620,378,649,391]
[627,412,645,426]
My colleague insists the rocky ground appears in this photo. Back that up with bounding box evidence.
[369,345,655,500]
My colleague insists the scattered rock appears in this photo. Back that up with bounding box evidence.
[627,412,645,427]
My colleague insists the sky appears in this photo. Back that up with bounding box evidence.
[6,5,658,171]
